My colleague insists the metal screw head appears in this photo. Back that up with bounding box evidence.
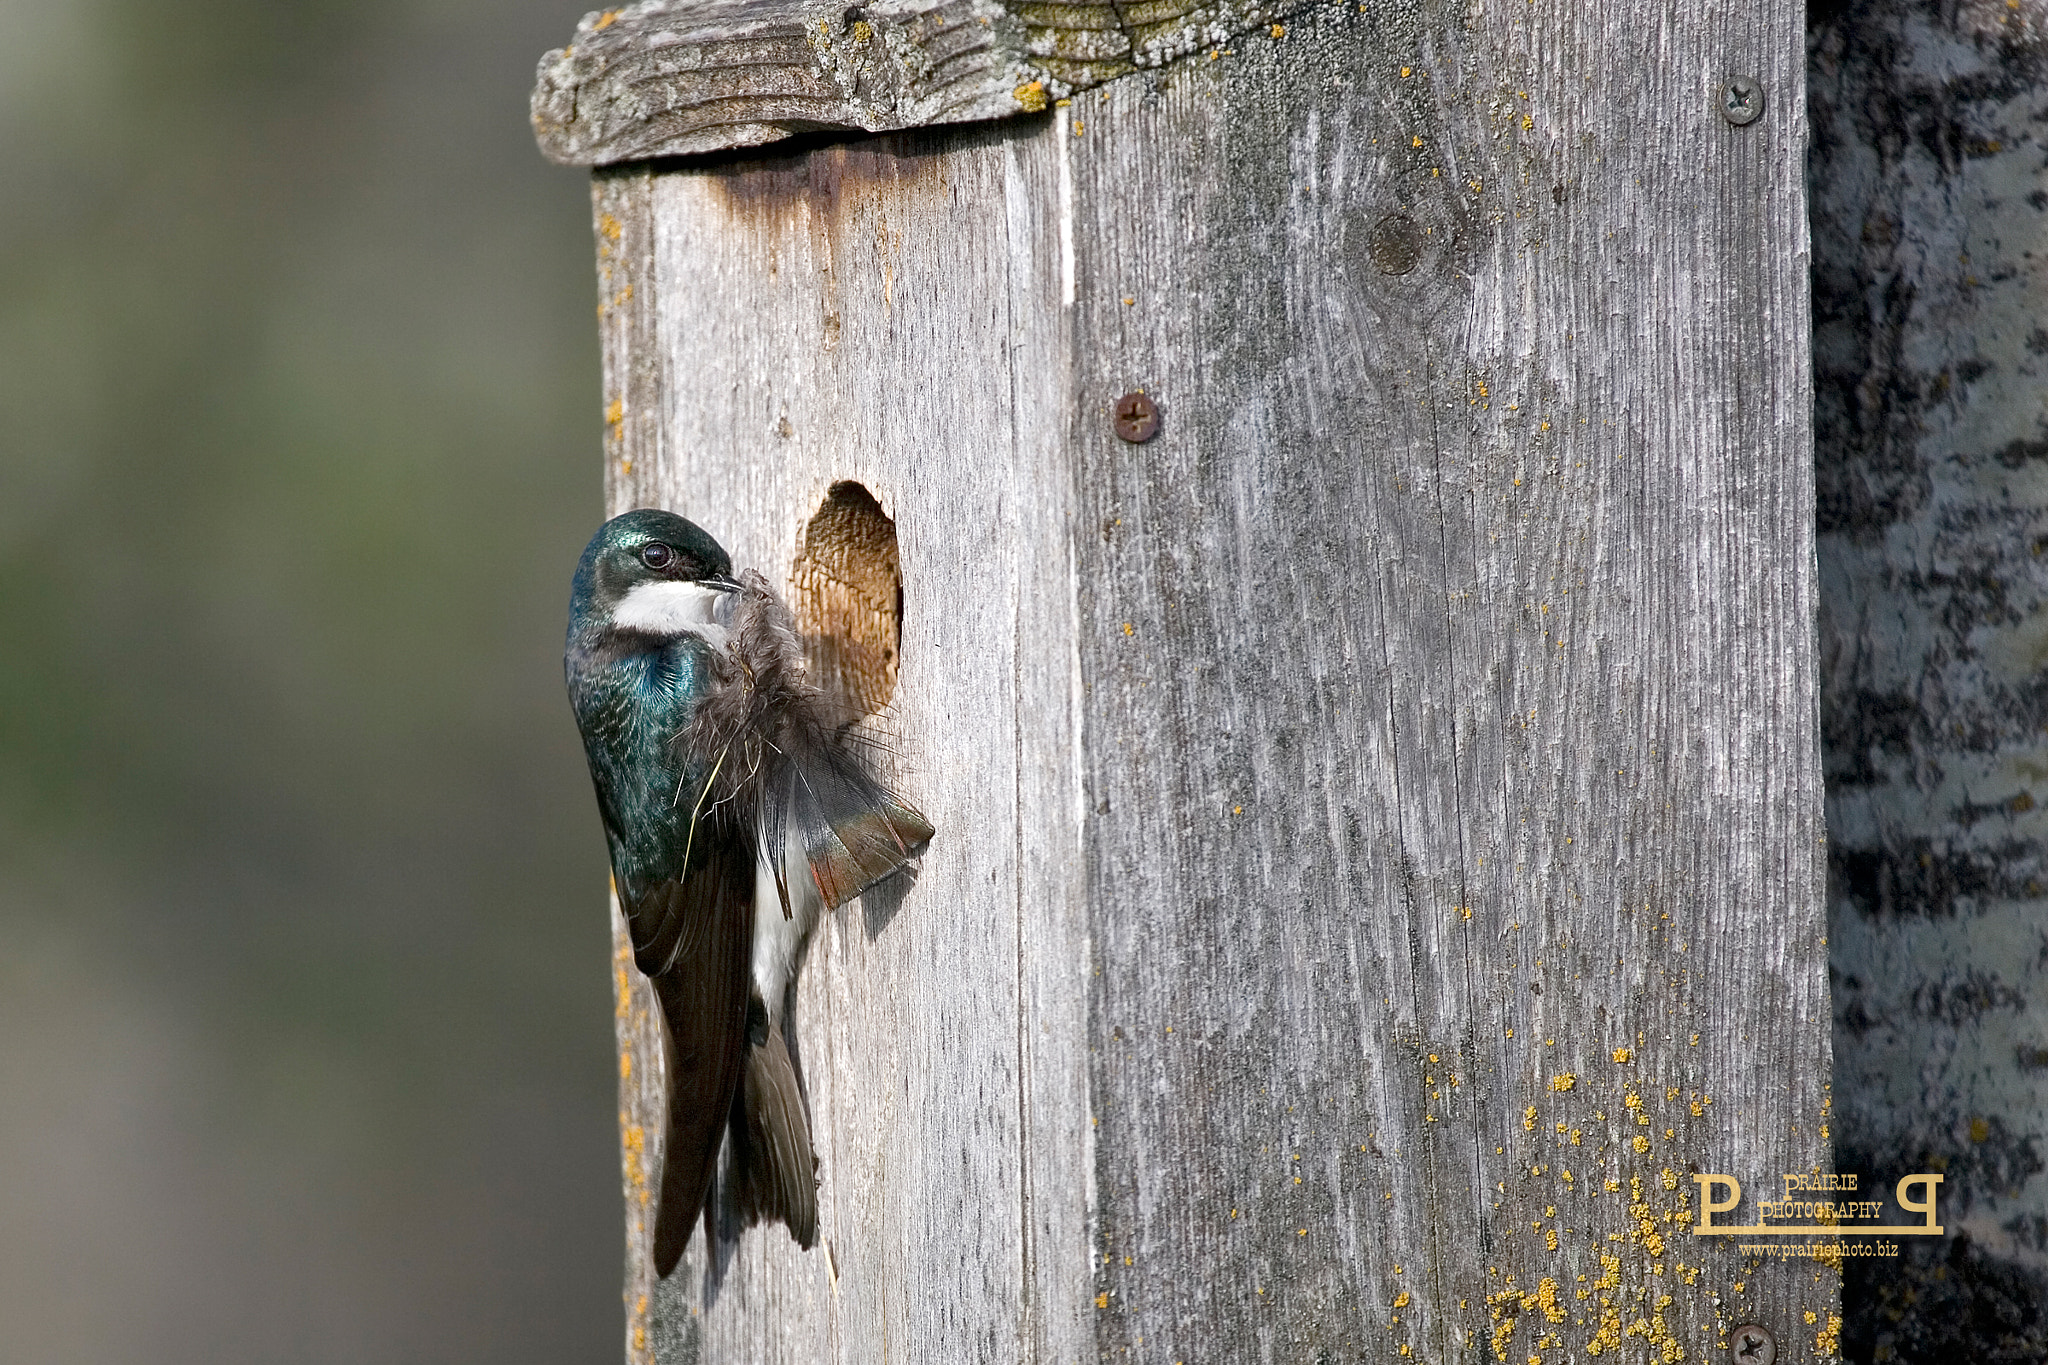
[1113,391,1159,443]
[1722,76,1764,126]
[1730,1324,1777,1365]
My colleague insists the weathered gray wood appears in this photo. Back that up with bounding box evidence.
[1810,2,2048,1356]
[569,1,1835,1359]
[531,0,1283,164]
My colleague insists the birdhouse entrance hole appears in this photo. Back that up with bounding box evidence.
[789,481,901,719]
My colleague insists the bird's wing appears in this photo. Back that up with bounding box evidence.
[761,725,934,914]
[621,839,756,1279]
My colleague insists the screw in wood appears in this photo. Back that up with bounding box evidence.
[1722,76,1764,126]
[1113,391,1160,443]
[1729,1324,1776,1365]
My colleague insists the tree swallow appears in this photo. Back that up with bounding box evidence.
[565,508,932,1276]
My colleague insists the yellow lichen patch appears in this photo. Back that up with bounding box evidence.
[1270,22,1285,36]
[598,213,622,242]
[1612,1047,1633,1064]
[1394,1290,1410,1308]
[1817,1312,1842,1355]
[849,19,873,41]
[1013,80,1049,112]
[592,9,620,30]
[1524,1105,1538,1131]
[1660,1168,1678,1191]
[621,1124,649,1205]
[1550,1073,1577,1092]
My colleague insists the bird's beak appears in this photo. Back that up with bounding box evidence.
[704,575,742,594]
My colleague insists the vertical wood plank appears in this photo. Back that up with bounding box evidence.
[1062,4,1828,1358]
[582,1,1830,1359]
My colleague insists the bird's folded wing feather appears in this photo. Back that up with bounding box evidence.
[624,843,756,1279]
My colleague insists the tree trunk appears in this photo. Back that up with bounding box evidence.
[540,0,1834,1359]
[1811,2,2048,1358]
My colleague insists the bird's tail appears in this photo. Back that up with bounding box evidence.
[731,998,818,1246]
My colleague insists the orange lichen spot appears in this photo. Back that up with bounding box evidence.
[1394,1290,1411,1308]
[1412,135,1424,147]
[619,1050,632,1079]
[598,213,622,241]
[1122,621,1135,636]
[1013,80,1048,112]
[1270,23,1285,37]
[1401,65,1412,76]
[605,398,624,429]
[1095,1292,1109,1309]
[592,9,620,30]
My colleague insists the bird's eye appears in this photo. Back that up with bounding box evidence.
[639,542,674,571]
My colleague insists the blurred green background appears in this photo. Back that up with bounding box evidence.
[0,1,620,1358]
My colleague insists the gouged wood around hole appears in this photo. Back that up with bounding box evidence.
[790,480,901,720]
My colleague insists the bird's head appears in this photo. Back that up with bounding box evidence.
[568,508,738,639]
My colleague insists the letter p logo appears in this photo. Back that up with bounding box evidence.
[1693,1174,1743,1233]
[1897,1174,1943,1234]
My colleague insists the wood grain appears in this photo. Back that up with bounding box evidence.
[531,0,1287,165]
[576,1,1835,1359]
